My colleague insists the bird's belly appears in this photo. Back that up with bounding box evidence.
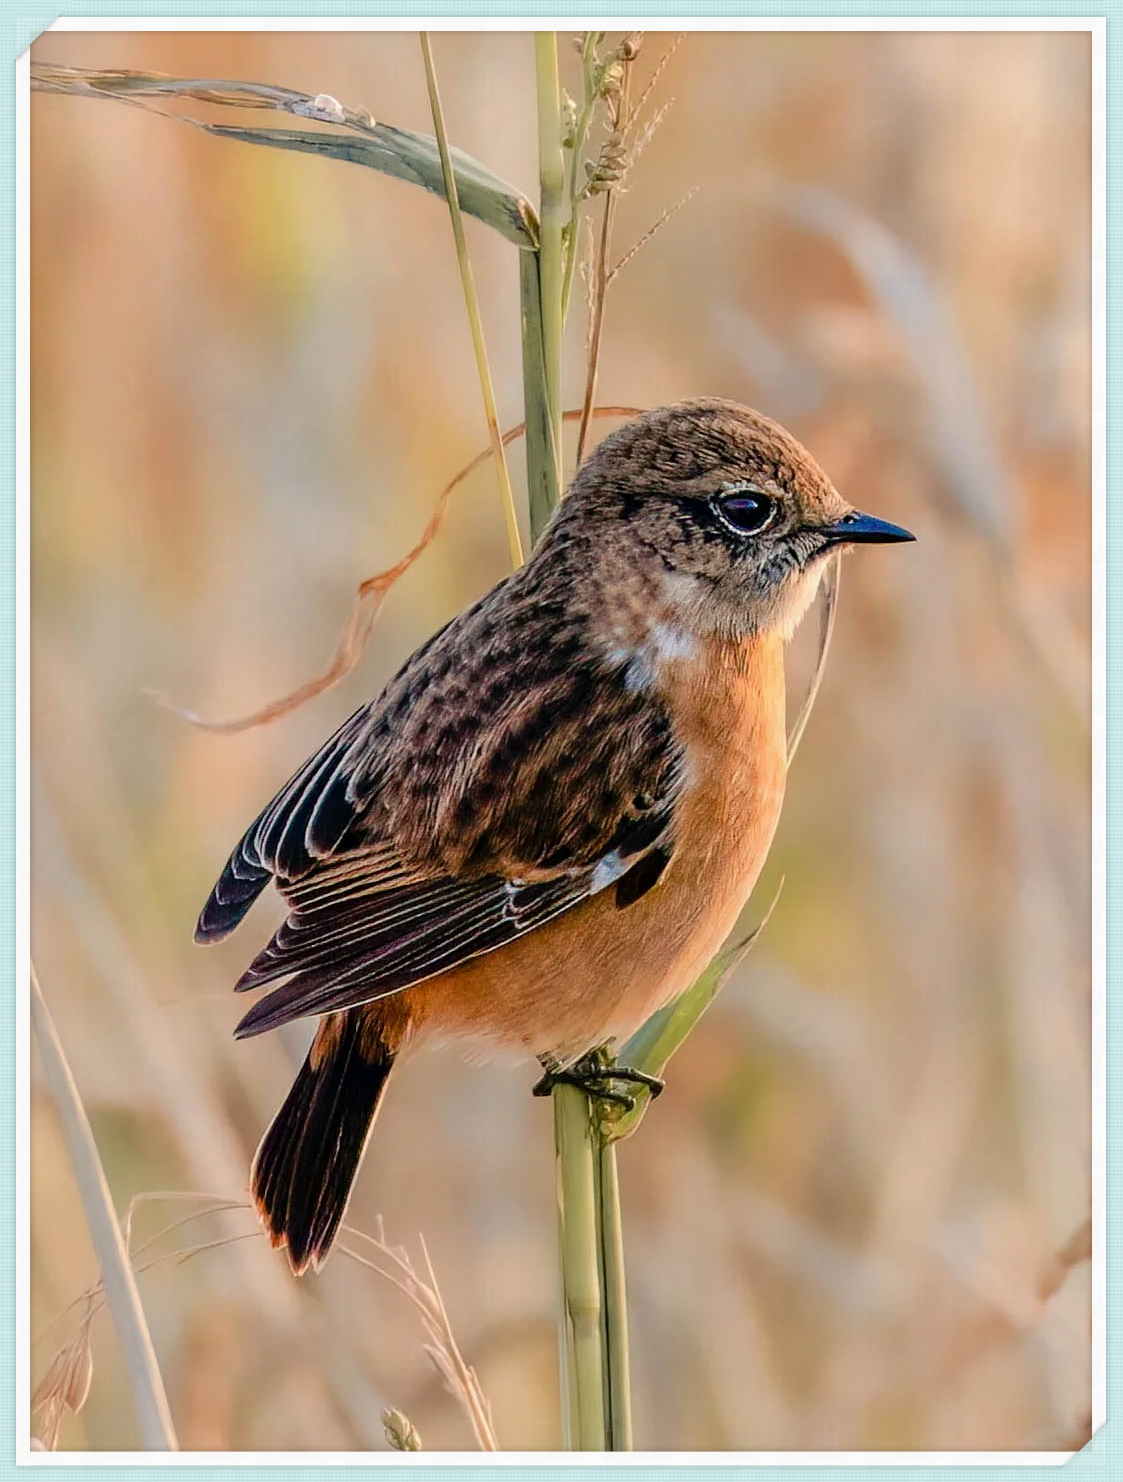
[407,641,788,1061]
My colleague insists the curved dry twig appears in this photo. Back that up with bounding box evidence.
[154,406,644,734]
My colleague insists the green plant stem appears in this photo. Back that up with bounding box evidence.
[519,252,561,536]
[30,966,179,1451]
[533,33,567,493]
[595,1140,632,1448]
[530,34,630,1452]
[421,33,524,567]
[553,1087,608,1448]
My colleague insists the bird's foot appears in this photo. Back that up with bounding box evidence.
[533,1051,664,1110]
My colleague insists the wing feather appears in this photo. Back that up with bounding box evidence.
[198,570,686,1033]
[195,705,374,942]
[233,874,582,1037]
[231,799,675,1037]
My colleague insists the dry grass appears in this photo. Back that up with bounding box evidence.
[33,1193,498,1451]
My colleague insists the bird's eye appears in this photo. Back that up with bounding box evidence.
[714,486,776,536]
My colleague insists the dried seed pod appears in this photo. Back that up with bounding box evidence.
[32,1311,95,1451]
[561,92,579,147]
[60,1327,94,1415]
[598,60,624,99]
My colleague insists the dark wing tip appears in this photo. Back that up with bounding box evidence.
[194,893,256,946]
[195,854,272,945]
[233,1012,266,1041]
[234,974,357,1038]
[194,903,236,945]
[234,990,292,1039]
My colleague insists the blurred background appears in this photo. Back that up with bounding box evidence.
[30,29,1092,1452]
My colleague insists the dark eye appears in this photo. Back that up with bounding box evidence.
[714,487,776,535]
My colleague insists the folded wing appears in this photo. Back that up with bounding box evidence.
[196,585,684,1038]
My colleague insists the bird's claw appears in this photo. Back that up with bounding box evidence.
[533,1052,664,1109]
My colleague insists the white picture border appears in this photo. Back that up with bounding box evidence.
[18,16,1106,1465]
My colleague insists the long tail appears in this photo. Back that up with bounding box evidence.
[251,1012,395,1274]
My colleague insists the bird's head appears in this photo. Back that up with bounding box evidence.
[562,399,914,641]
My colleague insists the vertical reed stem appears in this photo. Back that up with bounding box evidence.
[526,33,631,1451]
[553,1088,608,1447]
[519,252,560,534]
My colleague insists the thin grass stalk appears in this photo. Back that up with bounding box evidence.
[420,33,524,567]
[30,966,178,1451]
[533,33,566,495]
[552,1086,607,1448]
[574,181,618,468]
[786,552,841,763]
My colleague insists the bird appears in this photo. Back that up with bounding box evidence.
[196,397,914,1274]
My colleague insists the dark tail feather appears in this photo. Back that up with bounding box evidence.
[251,1014,394,1274]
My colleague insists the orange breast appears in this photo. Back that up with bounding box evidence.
[406,631,788,1061]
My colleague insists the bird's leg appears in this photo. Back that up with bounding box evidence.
[533,1055,635,1109]
[533,1047,665,1109]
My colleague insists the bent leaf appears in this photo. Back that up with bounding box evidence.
[606,882,785,1143]
[30,62,538,249]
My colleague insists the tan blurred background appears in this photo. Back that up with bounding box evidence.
[30,29,1092,1452]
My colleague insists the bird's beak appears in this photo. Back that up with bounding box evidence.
[820,510,916,547]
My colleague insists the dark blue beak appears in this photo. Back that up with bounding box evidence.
[821,510,915,547]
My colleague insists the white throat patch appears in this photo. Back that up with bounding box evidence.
[609,620,698,692]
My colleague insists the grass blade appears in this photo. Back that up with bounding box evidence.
[30,966,178,1451]
[608,884,786,1143]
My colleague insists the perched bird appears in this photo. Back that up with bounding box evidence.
[197,398,913,1274]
